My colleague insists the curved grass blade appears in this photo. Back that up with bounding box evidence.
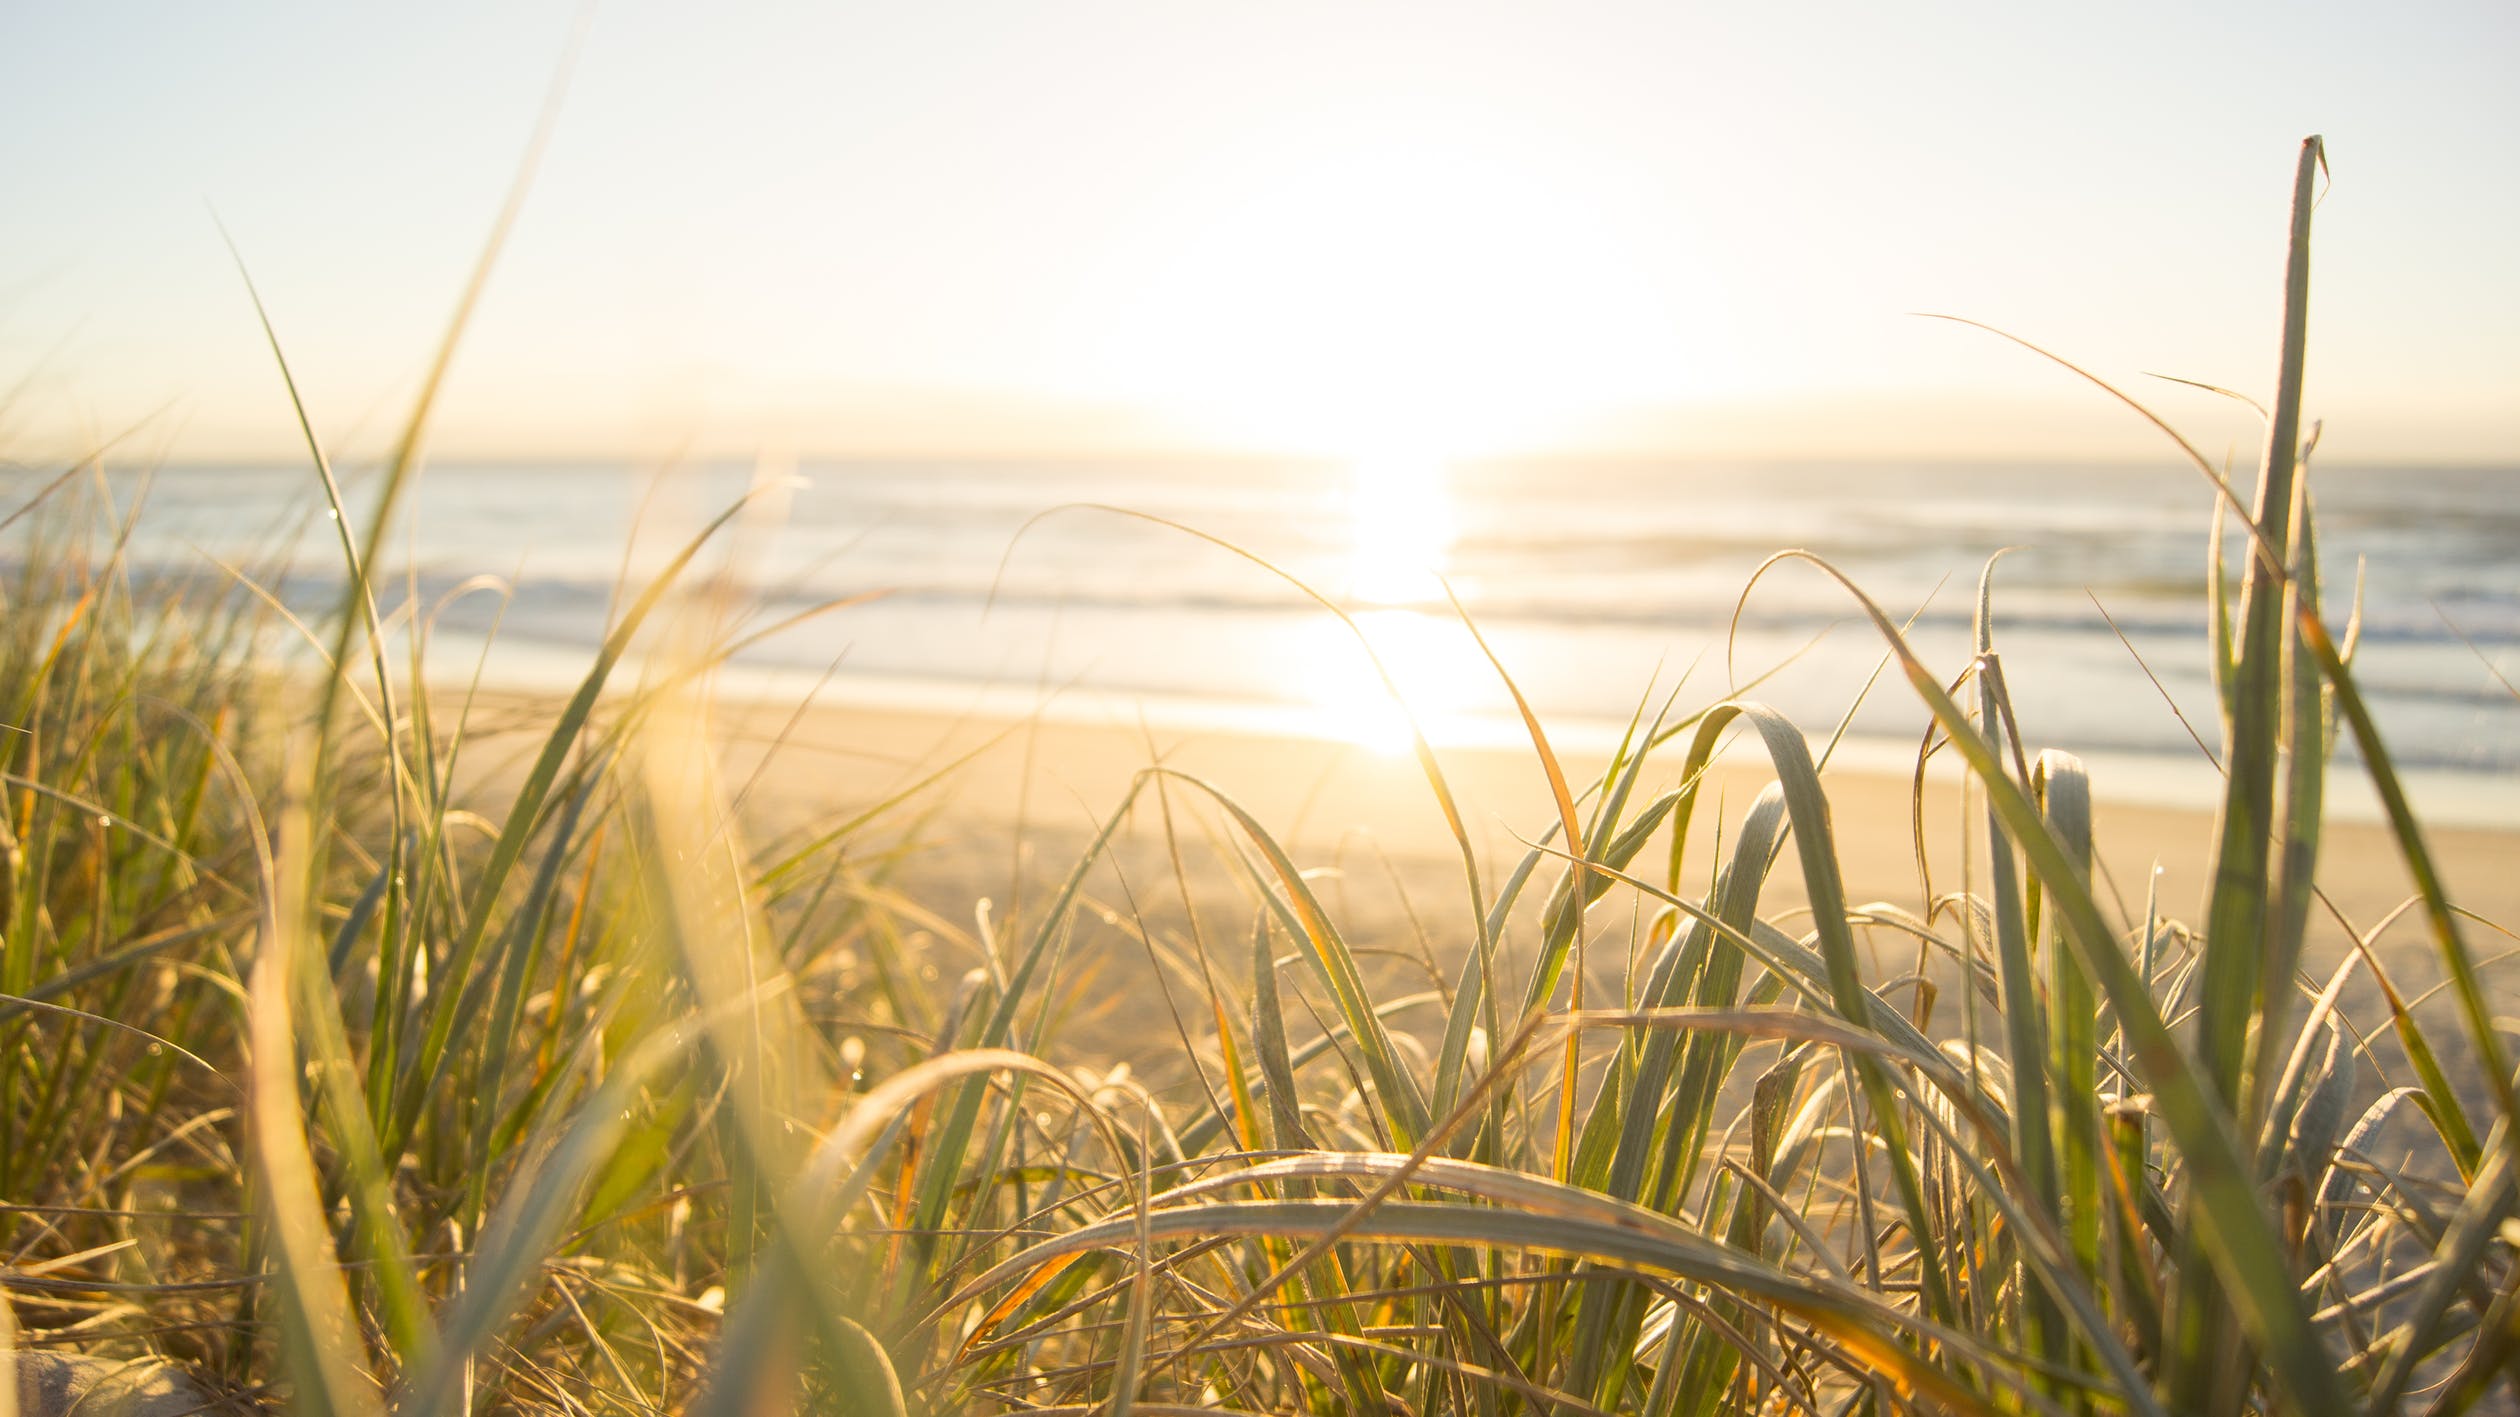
[1149,768,1432,1148]
[960,1196,2015,1415]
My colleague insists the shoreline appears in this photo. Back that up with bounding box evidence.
[433,640,2520,829]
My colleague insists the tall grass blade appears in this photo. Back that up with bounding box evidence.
[1154,769,1433,1148]
[2032,751,2103,1310]
[1774,549,2352,1417]
[388,493,762,1147]
[248,754,385,1417]
[1971,560,2070,1388]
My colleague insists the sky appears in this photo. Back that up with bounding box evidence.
[2,1,2515,467]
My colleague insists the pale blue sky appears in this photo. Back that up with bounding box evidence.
[3,1,2514,464]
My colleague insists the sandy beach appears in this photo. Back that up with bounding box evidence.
[630,693,2520,1033]
[696,697,2507,912]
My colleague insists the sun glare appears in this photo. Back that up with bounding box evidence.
[1346,448,1453,606]
[1284,448,1481,754]
[1299,609,1481,757]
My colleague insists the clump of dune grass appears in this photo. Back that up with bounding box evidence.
[5,135,2514,1416]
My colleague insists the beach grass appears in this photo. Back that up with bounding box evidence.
[4,136,2516,1415]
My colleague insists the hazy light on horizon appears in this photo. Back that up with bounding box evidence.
[2,2,2515,467]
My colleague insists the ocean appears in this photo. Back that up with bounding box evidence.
[12,456,2517,826]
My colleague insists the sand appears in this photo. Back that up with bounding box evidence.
[691,697,2513,933]
[408,680,2520,1104]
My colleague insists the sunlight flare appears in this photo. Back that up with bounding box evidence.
[1345,448,1454,607]
[1298,608,1480,756]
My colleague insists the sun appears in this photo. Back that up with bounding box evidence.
[1285,447,1482,755]
[1346,446,1453,607]
[1296,609,1483,757]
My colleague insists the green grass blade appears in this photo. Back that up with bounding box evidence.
[1972,564,2069,1382]
[2196,135,2323,1130]
[389,492,763,1147]
[247,758,385,1417]
[1774,549,2355,1417]
[2033,752,2104,1305]
[907,782,1150,1240]
[1152,769,1433,1149]
[1673,700,1960,1328]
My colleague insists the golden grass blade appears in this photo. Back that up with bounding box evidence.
[247,755,385,1417]
[959,1197,2015,1414]
[1437,579,1593,1182]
